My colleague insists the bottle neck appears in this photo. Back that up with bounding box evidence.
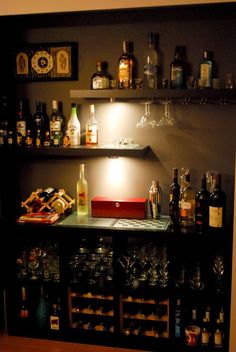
[80,165,85,180]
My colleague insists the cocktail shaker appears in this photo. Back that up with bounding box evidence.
[149,180,162,219]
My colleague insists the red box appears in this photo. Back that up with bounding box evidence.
[91,197,147,219]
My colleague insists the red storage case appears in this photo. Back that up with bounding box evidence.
[91,197,147,219]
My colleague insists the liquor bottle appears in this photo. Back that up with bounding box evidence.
[174,298,182,338]
[86,104,98,145]
[214,319,223,349]
[199,51,213,88]
[169,168,180,229]
[36,285,48,330]
[195,174,210,234]
[32,101,44,146]
[19,286,29,318]
[35,129,42,148]
[149,180,161,219]
[209,173,226,230]
[77,164,88,215]
[143,32,159,89]
[0,96,9,145]
[91,61,110,89]
[25,129,33,147]
[49,301,60,331]
[49,100,64,146]
[201,317,210,347]
[170,46,186,89]
[7,130,13,146]
[118,41,135,89]
[0,130,4,146]
[44,131,50,147]
[179,172,195,226]
[67,103,81,146]
[16,99,27,146]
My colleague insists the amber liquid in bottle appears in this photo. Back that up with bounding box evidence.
[118,41,134,89]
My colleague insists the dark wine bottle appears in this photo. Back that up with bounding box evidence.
[36,285,48,330]
[169,168,180,229]
[209,173,226,230]
[33,101,45,146]
[195,174,210,234]
[170,46,187,89]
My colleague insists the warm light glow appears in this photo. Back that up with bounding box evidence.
[107,157,125,188]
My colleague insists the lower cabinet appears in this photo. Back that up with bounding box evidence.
[7,221,231,352]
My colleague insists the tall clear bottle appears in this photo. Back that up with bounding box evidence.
[67,103,80,146]
[77,164,88,215]
[143,32,159,89]
[118,41,135,89]
[86,104,98,145]
[179,172,195,226]
[49,100,64,146]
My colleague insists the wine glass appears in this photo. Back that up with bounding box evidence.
[157,99,176,127]
[136,101,158,128]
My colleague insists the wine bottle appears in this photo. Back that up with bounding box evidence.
[118,41,135,89]
[179,172,195,226]
[67,103,81,146]
[33,101,45,146]
[19,286,29,318]
[195,174,210,234]
[86,104,98,145]
[36,285,48,330]
[91,61,110,89]
[199,51,213,88]
[16,99,27,146]
[169,167,180,229]
[170,46,186,89]
[209,173,226,230]
[49,301,60,331]
[77,164,88,215]
[143,32,159,89]
[49,100,64,146]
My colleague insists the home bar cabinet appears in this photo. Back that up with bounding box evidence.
[0,1,235,351]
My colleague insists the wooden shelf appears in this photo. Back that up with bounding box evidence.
[9,145,150,158]
[70,88,236,101]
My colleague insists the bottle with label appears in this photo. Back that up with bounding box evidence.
[91,61,110,89]
[118,41,135,89]
[19,286,29,318]
[16,99,27,146]
[35,129,42,148]
[201,317,210,347]
[169,167,180,229]
[49,100,64,146]
[0,95,9,145]
[49,300,60,331]
[195,174,210,234]
[67,103,81,146]
[77,164,88,215]
[214,319,223,349]
[174,298,182,338]
[149,180,162,219]
[170,46,186,89]
[200,51,213,88]
[179,172,195,226]
[209,173,226,230]
[86,104,98,145]
[143,32,159,89]
[33,101,44,146]
[25,129,33,147]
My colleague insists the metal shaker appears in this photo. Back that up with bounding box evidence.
[149,180,162,219]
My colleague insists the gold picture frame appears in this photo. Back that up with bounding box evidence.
[14,42,78,81]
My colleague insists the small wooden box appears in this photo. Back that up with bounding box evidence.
[91,197,147,219]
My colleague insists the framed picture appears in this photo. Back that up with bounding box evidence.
[14,42,78,81]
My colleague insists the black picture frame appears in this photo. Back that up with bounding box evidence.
[14,42,78,81]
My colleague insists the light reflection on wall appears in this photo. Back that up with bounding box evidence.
[106,157,125,191]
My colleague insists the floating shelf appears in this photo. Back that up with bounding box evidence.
[10,145,150,158]
[70,88,236,101]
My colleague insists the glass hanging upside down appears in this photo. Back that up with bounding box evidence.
[136,101,158,128]
[157,99,176,127]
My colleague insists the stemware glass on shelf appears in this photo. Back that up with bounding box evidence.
[157,99,176,127]
[136,101,158,128]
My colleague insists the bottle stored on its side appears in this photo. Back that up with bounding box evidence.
[143,32,159,89]
[179,172,195,226]
[209,173,226,230]
[199,51,213,88]
[91,61,110,89]
[170,46,186,89]
[77,164,88,215]
[195,174,210,233]
[118,41,135,89]
[67,103,81,146]
[49,100,64,147]
[86,104,98,145]
[169,167,180,229]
